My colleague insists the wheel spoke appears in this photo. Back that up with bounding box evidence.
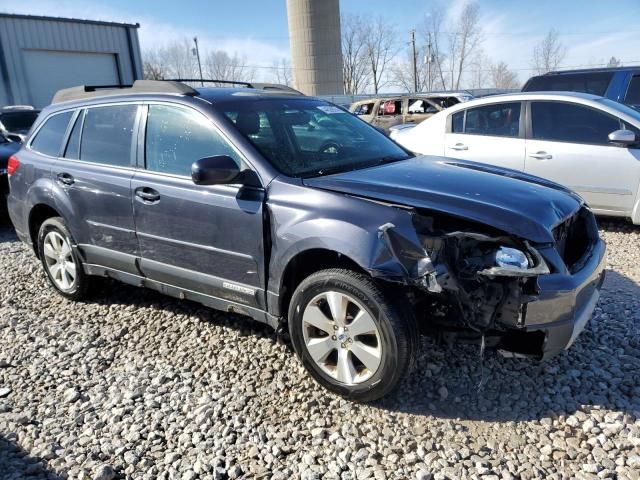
[43,242,57,259]
[306,337,335,363]
[348,309,377,337]
[302,304,334,335]
[60,241,72,258]
[325,291,348,326]
[336,349,356,384]
[350,342,382,373]
[64,262,77,280]
[60,270,71,289]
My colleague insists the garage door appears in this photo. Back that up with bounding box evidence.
[23,50,120,107]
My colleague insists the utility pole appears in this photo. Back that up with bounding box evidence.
[193,37,204,86]
[426,32,433,93]
[410,30,418,93]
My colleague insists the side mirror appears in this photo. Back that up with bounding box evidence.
[191,155,241,186]
[6,133,24,143]
[608,129,637,146]
[426,106,439,114]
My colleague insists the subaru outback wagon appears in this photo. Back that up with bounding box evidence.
[8,80,606,401]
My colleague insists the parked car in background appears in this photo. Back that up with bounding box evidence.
[350,96,443,132]
[0,131,21,208]
[391,92,640,224]
[8,81,606,401]
[0,105,40,141]
[522,67,640,110]
[419,91,474,109]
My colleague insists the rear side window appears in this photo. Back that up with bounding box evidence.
[451,111,464,133]
[81,105,138,167]
[461,102,521,137]
[145,104,241,176]
[531,102,621,145]
[624,75,640,107]
[30,111,73,157]
[523,72,613,96]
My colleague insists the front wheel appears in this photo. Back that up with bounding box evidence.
[288,269,417,401]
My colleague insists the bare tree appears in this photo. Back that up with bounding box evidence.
[271,58,293,86]
[143,49,167,80]
[364,17,397,94]
[421,7,449,90]
[468,51,489,89]
[607,56,622,67]
[489,62,520,89]
[341,14,370,94]
[160,39,197,79]
[451,2,483,90]
[391,47,427,93]
[531,29,567,75]
[204,50,255,83]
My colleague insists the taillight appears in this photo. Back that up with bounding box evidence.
[7,155,19,176]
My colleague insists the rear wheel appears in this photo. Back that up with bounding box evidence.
[288,269,417,401]
[38,217,90,300]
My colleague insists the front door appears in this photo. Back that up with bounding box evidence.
[51,104,140,274]
[525,101,640,215]
[132,103,266,309]
[443,101,525,171]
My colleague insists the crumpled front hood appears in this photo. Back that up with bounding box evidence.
[303,156,583,243]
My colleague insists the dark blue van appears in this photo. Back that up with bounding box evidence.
[522,67,640,109]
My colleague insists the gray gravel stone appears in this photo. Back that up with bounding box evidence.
[0,219,638,480]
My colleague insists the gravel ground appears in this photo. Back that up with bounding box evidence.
[0,217,638,480]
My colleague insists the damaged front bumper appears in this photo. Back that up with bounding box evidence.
[515,238,607,359]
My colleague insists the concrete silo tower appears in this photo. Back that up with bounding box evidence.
[286,0,344,95]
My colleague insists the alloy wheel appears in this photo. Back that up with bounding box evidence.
[42,231,77,290]
[302,291,383,385]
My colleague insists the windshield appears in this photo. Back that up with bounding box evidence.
[218,98,411,177]
[0,111,39,132]
[597,98,640,121]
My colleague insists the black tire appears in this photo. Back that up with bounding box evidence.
[288,268,417,402]
[37,216,90,301]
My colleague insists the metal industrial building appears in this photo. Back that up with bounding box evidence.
[286,0,343,96]
[0,13,143,108]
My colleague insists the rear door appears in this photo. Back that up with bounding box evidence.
[51,103,140,273]
[525,100,640,215]
[443,101,525,171]
[131,103,266,309]
[373,99,403,132]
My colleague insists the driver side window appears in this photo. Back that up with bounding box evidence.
[145,104,241,177]
[531,102,621,145]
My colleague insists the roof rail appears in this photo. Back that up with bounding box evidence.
[51,80,198,104]
[169,79,304,95]
[167,78,253,88]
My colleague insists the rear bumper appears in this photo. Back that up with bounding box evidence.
[522,239,607,359]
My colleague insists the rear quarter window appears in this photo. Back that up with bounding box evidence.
[30,111,73,157]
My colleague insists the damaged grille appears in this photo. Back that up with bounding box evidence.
[553,207,592,271]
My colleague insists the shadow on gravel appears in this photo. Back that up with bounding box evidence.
[0,434,63,479]
[377,268,640,422]
[597,216,640,233]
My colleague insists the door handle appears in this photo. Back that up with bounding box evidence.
[135,187,160,203]
[529,151,552,160]
[56,173,75,186]
[448,143,468,151]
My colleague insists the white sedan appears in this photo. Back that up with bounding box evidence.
[391,92,640,224]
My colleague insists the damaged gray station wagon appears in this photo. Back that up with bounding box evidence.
[8,81,606,401]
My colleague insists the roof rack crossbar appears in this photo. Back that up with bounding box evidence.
[51,80,198,104]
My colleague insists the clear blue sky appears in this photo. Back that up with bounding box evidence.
[1,0,639,84]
